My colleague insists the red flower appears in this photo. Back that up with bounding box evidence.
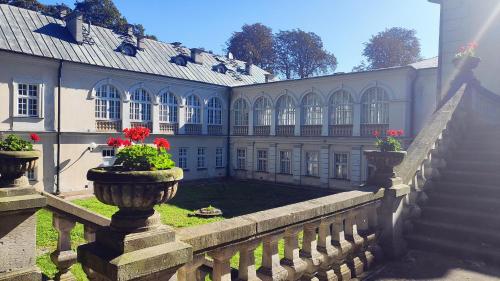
[154,138,170,150]
[107,137,123,148]
[372,130,380,137]
[123,127,150,142]
[397,129,404,136]
[387,130,398,137]
[30,133,41,142]
[121,139,132,147]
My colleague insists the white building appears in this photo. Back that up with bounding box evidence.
[0,1,493,195]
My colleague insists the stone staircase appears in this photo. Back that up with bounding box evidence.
[407,122,500,263]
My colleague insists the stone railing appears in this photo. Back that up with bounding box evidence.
[185,124,203,135]
[329,125,353,137]
[301,125,322,136]
[130,121,153,131]
[233,125,249,136]
[208,125,224,136]
[360,124,388,137]
[96,120,121,132]
[276,125,295,136]
[254,125,271,136]
[159,123,179,135]
[176,189,385,281]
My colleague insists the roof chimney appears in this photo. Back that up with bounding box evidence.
[137,36,145,50]
[245,61,254,76]
[191,48,203,64]
[59,8,68,19]
[65,11,83,44]
[265,73,273,83]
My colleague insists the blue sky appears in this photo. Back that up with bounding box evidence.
[39,0,441,72]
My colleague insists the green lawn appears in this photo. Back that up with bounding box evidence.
[37,180,331,280]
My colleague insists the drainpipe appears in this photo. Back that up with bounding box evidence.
[55,60,63,194]
[226,90,231,178]
[409,69,418,138]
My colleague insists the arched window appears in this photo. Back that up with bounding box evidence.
[159,92,178,123]
[233,98,249,126]
[185,95,201,124]
[208,97,222,125]
[361,87,389,124]
[276,95,295,125]
[302,93,322,125]
[130,88,151,121]
[254,96,272,126]
[330,90,353,125]
[95,84,121,120]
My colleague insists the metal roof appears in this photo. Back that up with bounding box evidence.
[0,4,270,87]
[410,57,439,69]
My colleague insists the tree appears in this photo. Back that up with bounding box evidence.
[362,27,421,69]
[226,23,275,71]
[274,29,337,79]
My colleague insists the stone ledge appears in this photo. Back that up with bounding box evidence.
[0,194,46,213]
[0,267,42,281]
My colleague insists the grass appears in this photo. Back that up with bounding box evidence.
[36,180,331,280]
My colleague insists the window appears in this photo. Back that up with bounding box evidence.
[303,93,323,125]
[208,97,222,125]
[95,84,121,120]
[276,95,295,125]
[215,147,224,168]
[17,83,40,117]
[254,97,272,126]
[362,87,389,124]
[197,147,206,169]
[236,148,246,170]
[159,92,178,123]
[334,153,349,180]
[26,168,36,181]
[306,151,319,177]
[102,148,116,167]
[279,150,292,174]
[233,99,249,126]
[130,88,151,121]
[186,95,201,124]
[257,149,268,172]
[330,90,353,125]
[178,148,188,169]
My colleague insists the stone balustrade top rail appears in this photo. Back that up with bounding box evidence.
[395,84,468,185]
[177,188,384,253]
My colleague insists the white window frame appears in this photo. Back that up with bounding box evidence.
[178,148,188,169]
[102,148,117,167]
[361,87,389,124]
[13,80,44,118]
[305,151,319,177]
[233,99,249,126]
[276,95,295,126]
[197,147,206,169]
[236,148,246,170]
[130,88,151,121]
[185,95,202,124]
[208,97,223,125]
[215,147,224,168]
[256,149,268,172]
[159,92,178,123]
[302,93,322,125]
[330,90,353,125]
[333,152,350,180]
[254,97,272,126]
[279,150,292,174]
[95,84,121,121]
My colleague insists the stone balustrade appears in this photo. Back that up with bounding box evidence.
[130,121,153,131]
[96,120,121,132]
[276,125,295,136]
[159,122,179,135]
[360,124,388,137]
[300,125,322,136]
[233,125,249,136]
[208,125,224,136]
[185,124,203,135]
[254,125,271,136]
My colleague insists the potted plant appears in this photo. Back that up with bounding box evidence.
[364,130,406,186]
[86,127,182,232]
[0,133,40,188]
[452,42,480,71]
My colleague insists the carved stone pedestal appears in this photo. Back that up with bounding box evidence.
[0,186,46,281]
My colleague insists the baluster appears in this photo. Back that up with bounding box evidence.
[345,210,364,278]
[331,216,351,281]
[257,233,288,281]
[300,221,323,280]
[237,240,261,281]
[281,226,307,280]
[177,254,207,281]
[317,217,338,281]
[209,247,237,281]
[356,207,375,270]
[50,213,77,281]
[366,202,383,262]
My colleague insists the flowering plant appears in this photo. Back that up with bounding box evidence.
[373,129,404,152]
[0,133,40,151]
[455,42,478,59]
[107,127,175,171]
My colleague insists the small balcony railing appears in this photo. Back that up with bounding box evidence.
[276,125,295,136]
[329,125,353,137]
[184,124,202,135]
[301,125,322,136]
[253,125,271,136]
[130,121,153,131]
[361,124,389,137]
[159,123,178,135]
[232,126,249,136]
[208,125,223,136]
[96,120,121,132]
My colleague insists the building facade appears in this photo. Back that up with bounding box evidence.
[0,1,486,195]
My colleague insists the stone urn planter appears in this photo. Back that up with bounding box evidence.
[452,56,480,71]
[364,150,406,187]
[87,167,183,232]
[0,150,39,188]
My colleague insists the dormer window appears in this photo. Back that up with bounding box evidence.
[213,63,228,74]
[172,55,188,66]
[118,42,137,57]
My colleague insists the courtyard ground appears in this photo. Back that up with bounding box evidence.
[36,180,333,280]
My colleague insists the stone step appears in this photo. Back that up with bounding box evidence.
[413,219,500,247]
[427,192,500,212]
[421,206,500,230]
[406,234,500,264]
[446,160,500,172]
[440,170,500,185]
[433,181,500,197]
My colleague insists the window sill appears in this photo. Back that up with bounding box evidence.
[12,116,44,120]
[215,167,225,169]
[197,168,207,171]
[255,171,269,174]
